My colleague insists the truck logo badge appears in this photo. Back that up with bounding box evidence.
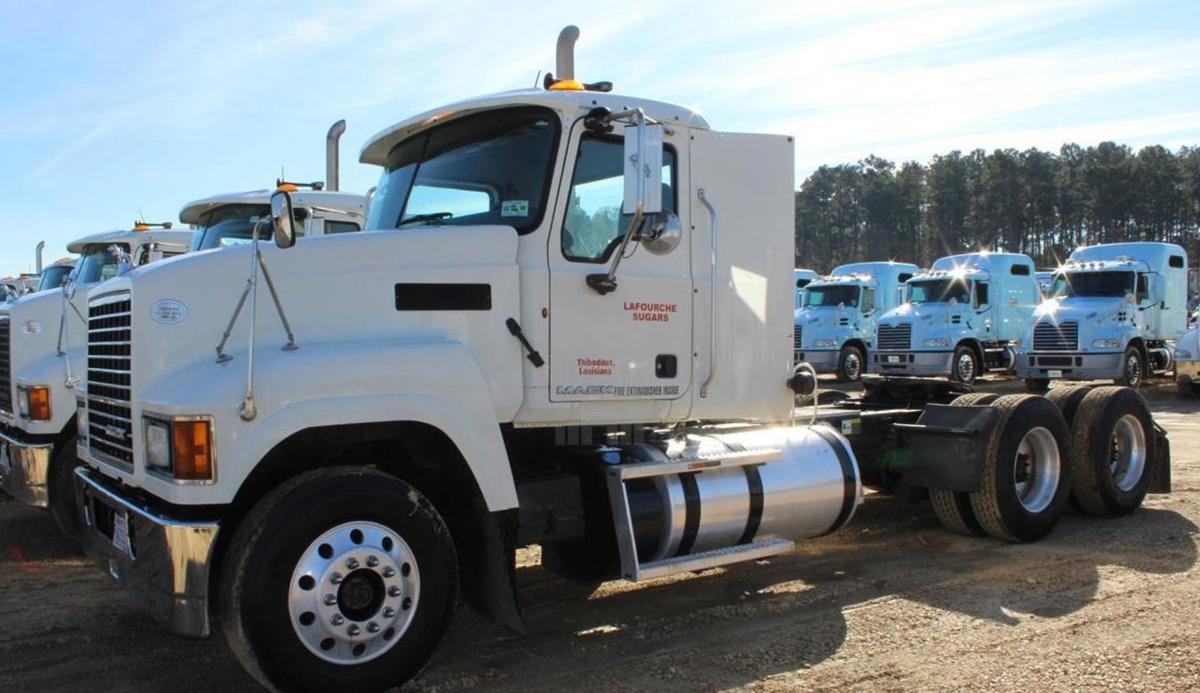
[151,299,188,325]
[104,424,127,441]
[20,320,42,335]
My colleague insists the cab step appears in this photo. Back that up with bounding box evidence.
[622,538,795,582]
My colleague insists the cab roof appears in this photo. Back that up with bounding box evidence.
[66,228,193,253]
[360,89,711,166]
[179,189,366,225]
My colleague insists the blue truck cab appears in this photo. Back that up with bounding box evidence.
[794,261,919,381]
[1017,242,1189,389]
[794,268,819,309]
[869,252,1039,384]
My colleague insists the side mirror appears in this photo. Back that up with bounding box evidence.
[272,191,297,249]
[622,121,663,216]
[948,296,958,307]
[1124,292,1136,304]
[640,211,682,255]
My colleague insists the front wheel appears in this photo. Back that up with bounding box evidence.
[47,434,84,542]
[220,467,457,693]
[836,344,865,383]
[1114,346,1144,388]
[950,345,979,385]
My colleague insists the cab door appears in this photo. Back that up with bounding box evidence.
[547,127,692,403]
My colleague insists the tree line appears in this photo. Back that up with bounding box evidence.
[795,143,1200,270]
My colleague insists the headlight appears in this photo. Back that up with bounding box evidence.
[812,339,837,348]
[142,416,214,482]
[924,338,950,348]
[17,385,51,421]
[1092,339,1121,350]
[145,419,172,472]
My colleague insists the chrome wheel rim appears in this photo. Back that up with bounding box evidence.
[1125,354,1141,386]
[844,352,862,380]
[1012,426,1060,513]
[956,352,975,381]
[288,521,420,664]
[1110,414,1147,492]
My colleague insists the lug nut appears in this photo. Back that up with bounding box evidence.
[382,566,396,578]
[323,594,337,606]
[346,557,360,570]
[383,607,396,619]
[331,614,345,626]
[388,586,402,597]
[366,555,379,568]
[367,622,381,634]
[330,572,344,585]
[347,624,361,636]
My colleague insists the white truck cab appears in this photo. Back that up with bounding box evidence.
[1017,242,1189,389]
[35,257,77,293]
[184,189,365,251]
[794,261,918,381]
[0,225,191,522]
[870,252,1040,384]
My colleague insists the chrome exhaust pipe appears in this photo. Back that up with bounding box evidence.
[35,241,44,274]
[556,25,580,80]
[326,120,346,192]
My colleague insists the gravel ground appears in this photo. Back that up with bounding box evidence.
[1,380,1197,691]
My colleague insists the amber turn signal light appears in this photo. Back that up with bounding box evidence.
[172,420,213,481]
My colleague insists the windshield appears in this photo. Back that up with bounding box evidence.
[75,245,128,284]
[1051,271,1134,298]
[190,204,274,251]
[37,265,73,292]
[804,285,859,308]
[908,279,970,304]
[367,107,560,233]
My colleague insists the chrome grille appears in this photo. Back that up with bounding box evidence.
[877,323,911,351]
[87,294,132,466]
[0,315,10,415]
[1033,321,1078,352]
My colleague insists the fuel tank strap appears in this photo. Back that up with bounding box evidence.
[811,426,858,535]
[737,465,765,545]
[674,473,701,556]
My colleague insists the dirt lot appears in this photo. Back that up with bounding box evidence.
[2,380,1198,692]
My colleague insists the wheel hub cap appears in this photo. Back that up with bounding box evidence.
[289,521,420,664]
[957,354,974,381]
[1110,414,1146,492]
[845,353,861,379]
[1012,426,1060,513]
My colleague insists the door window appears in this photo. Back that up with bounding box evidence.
[324,220,361,235]
[861,287,876,313]
[562,136,676,263]
[974,282,989,308]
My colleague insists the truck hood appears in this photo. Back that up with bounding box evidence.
[878,301,964,326]
[1175,326,1199,362]
[3,286,89,385]
[1033,297,1125,325]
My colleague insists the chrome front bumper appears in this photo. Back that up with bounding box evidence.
[1015,352,1123,381]
[868,350,953,377]
[0,427,54,507]
[74,467,220,637]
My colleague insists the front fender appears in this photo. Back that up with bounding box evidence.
[114,339,519,510]
[13,346,83,437]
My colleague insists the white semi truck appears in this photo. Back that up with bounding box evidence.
[869,252,1040,384]
[68,27,1172,693]
[0,224,192,529]
[1017,243,1189,390]
[794,261,919,382]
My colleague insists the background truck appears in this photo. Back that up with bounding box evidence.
[0,224,192,529]
[1017,243,1189,390]
[1176,323,1200,395]
[35,256,77,293]
[869,252,1040,384]
[68,26,1172,693]
[794,261,919,382]
[794,267,819,308]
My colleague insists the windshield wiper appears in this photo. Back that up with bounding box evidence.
[398,212,452,227]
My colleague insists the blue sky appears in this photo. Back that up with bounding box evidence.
[2,0,1199,275]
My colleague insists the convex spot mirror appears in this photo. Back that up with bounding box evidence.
[272,191,297,249]
[639,211,682,255]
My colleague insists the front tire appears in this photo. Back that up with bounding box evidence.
[950,345,980,385]
[220,467,457,693]
[970,395,1071,542]
[47,434,83,542]
[836,344,865,383]
[1114,345,1144,388]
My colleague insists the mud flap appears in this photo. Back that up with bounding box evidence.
[891,404,998,493]
[459,509,526,634]
[1148,422,1171,494]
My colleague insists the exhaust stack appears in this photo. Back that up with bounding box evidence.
[556,25,580,80]
[326,120,346,192]
[35,241,44,274]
